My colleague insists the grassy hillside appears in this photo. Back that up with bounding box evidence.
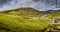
[0,8,56,32]
[0,14,51,32]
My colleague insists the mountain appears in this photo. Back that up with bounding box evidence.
[8,7,60,15]
[0,7,60,32]
[2,7,51,17]
[0,7,52,32]
[1,7,60,17]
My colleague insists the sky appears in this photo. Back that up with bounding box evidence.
[0,0,60,11]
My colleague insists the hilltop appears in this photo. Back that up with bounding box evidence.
[0,7,51,17]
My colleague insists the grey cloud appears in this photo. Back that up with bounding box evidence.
[0,0,60,11]
[0,0,8,7]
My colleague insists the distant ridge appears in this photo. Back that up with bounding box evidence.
[7,7,52,14]
[46,10,60,14]
[1,7,60,14]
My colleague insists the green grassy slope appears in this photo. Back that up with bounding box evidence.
[0,8,53,32]
[0,14,51,32]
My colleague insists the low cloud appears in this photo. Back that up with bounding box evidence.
[0,0,60,11]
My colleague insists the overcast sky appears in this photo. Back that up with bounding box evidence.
[0,0,60,11]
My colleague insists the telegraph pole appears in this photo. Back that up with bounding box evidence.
[56,0,57,8]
